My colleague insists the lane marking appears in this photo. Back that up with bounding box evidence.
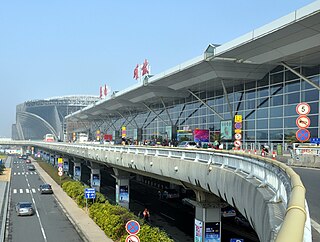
[25,171,48,242]
[13,172,16,175]
[17,172,20,175]
[32,189,36,193]
[19,189,23,194]
[13,189,17,194]
[311,218,320,234]
[26,189,29,193]
[22,172,24,175]
[26,172,29,175]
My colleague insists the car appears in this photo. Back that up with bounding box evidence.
[221,207,236,218]
[22,155,28,160]
[235,215,251,228]
[27,164,35,171]
[15,202,34,216]
[26,159,31,163]
[39,184,53,194]
[162,189,180,199]
[177,141,198,148]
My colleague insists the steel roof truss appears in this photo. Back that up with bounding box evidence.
[142,103,168,126]
[160,97,173,126]
[221,80,234,119]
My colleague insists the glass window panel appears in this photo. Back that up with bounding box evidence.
[245,120,255,130]
[257,98,269,108]
[257,76,269,87]
[245,110,255,120]
[284,129,296,141]
[310,75,320,85]
[245,131,255,140]
[270,106,283,117]
[270,95,283,106]
[285,81,300,93]
[256,119,268,129]
[257,87,269,97]
[269,118,283,128]
[308,128,318,138]
[246,99,255,109]
[309,102,319,115]
[284,117,296,128]
[302,89,319,102]
[270,66,284,73]
[302,66,319,77]
[284,93,300,105]
[284,104,296,116]
[301,80,317,90]
[309,115,319,128]
[269,129,283,140]
[245,90,256,99]
[257,108,268,118]
[256,130,268,140]
[270,84,283,95]
[245,82,256,90]
[285,70,299,81]
[270,72,283,84]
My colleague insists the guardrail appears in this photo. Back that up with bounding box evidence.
[0,141,311,242]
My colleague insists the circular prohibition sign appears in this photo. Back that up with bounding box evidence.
[125,220,140,235]
[296,129,310,142]
[126,234,140,242]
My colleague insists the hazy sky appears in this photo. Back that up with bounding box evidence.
[0,0,316,137]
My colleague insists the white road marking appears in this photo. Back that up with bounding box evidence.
[26,189,29,193]
[34,172,37,174]
[13,172,16,175]
[19,189,23,194]
[26,172,29,175]
[32,188,36,193]
[311,218,320,234]
[22,172,24,175]
[17,172,20,175]
[13,189,17,194]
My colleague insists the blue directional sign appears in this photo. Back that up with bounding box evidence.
[230,239,244,242]
[310,138,320,144]
[85,188,96,199]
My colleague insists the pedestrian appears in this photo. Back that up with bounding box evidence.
[143,208,150,222]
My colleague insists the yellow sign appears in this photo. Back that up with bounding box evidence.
[235,129,242,134]
[58,158,63,164]
[234,115,242,123]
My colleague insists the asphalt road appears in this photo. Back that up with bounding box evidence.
[293,167,320,242]
[6,157,83,242]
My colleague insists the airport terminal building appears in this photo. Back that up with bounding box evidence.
[68,3,320,149]
[12,95,99,141]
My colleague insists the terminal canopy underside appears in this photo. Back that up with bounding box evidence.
[66,6,320,143]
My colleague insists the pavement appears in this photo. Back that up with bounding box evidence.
[32,160,113,242]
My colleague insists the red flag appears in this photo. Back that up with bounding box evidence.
[104,84,107,96]
[141,59,149,76]
[133,64,139,80]
[99,86,102,98]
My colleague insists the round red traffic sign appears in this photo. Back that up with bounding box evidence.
[234,133,242,140]
[296,115,310,129]
[296,102,310,115]
[125,220,140,235]
[125,234,140,242]
[58,171,63,176]
[296,129,310,142]
[58,167,63,172]
[234,140,242,147]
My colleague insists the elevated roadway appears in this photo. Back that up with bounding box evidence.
[0,140,312,242]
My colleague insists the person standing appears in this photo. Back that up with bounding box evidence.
[143,208,150,222]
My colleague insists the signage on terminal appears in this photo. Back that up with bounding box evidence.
[310,138,320,144]
[234,122,242,129]
[234,140,242,147]
[296,102,310,115]
[234,133,241,140]
[296,115,310,129]
[296,129,310,142]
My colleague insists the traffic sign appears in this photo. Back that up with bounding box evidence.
[234,140,242,147]
[296,115,310,129]
[230,239,244,242]
[85,188,96,199]
[58,167,63,172]
[58,158,63,164]
[234,122,242,129]
[125,234,140,242]
[126,220,140,235]
[234,129,242,134]
[234,133,242,140]
[296,102,310,115]
[310,138,320,144]
[58,171,63,176]
[296,129,310,142]
[234,115,242,123]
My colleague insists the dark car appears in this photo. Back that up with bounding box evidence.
[15,202,34,216]
[39,184,53,194]
[22,155,28,160]
[27,164,35,171]
[26,159,31,164]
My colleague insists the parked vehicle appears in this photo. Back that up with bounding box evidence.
[39,184,53,194]
[15,202,34,216]
[27,164,35,171]
[177,141,197,148]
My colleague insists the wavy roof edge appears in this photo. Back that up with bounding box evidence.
[25,95,100,103]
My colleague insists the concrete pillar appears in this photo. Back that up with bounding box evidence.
[193,191,222,242]
[113,168,130,209]
[90,162,101,192]
[73,161,81,181]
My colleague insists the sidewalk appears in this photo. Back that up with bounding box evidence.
[33,161,113,242]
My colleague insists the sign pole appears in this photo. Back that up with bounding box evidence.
[86,198,88,214]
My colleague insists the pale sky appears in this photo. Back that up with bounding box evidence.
[0,0,316,137]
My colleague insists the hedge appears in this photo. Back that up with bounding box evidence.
[62,181,173,242]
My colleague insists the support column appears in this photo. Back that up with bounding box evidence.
[90,162,101,192]
[113,168,130,210]
[73,161,81,181]
[192,191,223,242]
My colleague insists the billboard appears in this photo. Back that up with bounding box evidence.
[63,161,69,172]
[194,129,210,142]
[205,222,221,242]
[220,120,232,140]
[119,185,129,203]
[194,219,203,242]
[92,174,100,187]
[74,166,81,178]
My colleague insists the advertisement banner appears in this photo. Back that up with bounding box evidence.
[205,222,221,242]
[194,129,210,142]
[194,219,203,242]
[92,174,100,187]
[121,126,126,138]
[74,166,81,178]
[220,120,232,140]
[119,185,129,203]
[63,161,69,172]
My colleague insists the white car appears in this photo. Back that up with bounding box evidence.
[178,141,197,148]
